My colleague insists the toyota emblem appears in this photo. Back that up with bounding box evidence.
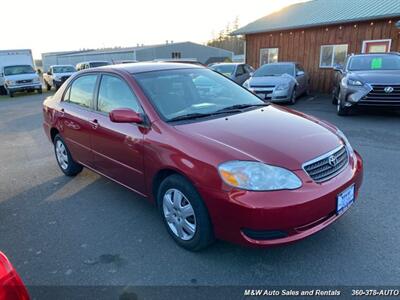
[384,86,394,93]
[328,155,338,167]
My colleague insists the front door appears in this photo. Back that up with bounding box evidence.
[363,40,391,53]
[91,74,146,195]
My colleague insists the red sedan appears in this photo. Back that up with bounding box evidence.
[43,63,363,251]
[0,252,30,300]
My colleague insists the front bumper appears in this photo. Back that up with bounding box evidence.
[198,151,363,247]
[7,83,42,92]
[253,88,291,102]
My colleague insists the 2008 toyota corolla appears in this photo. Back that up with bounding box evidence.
[43,63,363,251]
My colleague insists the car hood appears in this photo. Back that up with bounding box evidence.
[54,72,75,77]
[349,70,400,85]
[249,75,293,87]
[5,73,39,81]
[174,105,342,170]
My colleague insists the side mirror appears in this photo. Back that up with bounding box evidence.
[109,108,143,124]
[249,72,254,77]
[333,64,343,73]
[296,71,305,76]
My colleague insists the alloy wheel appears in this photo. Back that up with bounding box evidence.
[162,188,197,241]
[55,140,69,170]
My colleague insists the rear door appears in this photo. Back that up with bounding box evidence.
[91,73,146,195]
[59,74,99,166]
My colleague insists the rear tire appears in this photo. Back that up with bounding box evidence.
[53,134,83,176]
[157,174,214,251]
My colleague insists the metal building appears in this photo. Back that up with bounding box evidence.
[42,42,233,71]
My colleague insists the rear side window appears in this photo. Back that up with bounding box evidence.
[65,75,97,108]
[97,75,142,113]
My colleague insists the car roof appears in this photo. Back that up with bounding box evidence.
[51,64,75,67]
[350,52,400,58]
[95,62,204,74]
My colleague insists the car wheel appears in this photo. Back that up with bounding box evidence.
[337,95,350,116]
[54,134,83,176]
[332,87,338,105]
[157,174,214,251]
[8,90,14,98]
[289,88,297,105]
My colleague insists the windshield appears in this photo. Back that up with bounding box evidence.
[4,65,35,76]
[211,64,235,76]
[53,66,76,73]
[90,62,110,68]
[254,64,294,77]
[134,68,265,122]
[348,55,400,71]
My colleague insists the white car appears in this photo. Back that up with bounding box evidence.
[43,65,76,91]
[2,65,41,97]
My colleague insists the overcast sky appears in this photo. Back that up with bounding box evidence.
[3,0,306,58]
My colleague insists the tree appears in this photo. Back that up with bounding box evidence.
[207,17,244,55]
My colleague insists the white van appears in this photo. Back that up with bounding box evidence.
[0,49,42,97]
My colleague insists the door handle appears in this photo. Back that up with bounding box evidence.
[89,119,99,129]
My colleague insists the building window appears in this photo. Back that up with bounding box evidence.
[259,48,278,66]
[171,52,181,59]
[362,39,391,53]
[319,44,348,68]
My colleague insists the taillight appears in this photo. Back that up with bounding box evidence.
[0,252,30,300]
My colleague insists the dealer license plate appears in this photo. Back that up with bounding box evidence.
[337,184,355,214]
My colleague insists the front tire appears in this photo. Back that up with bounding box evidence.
[157,174,214,251]
[288,88,297,105]
[337,94,351,116]
[54,134,83,176]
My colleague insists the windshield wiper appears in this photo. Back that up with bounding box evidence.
[215,103,269,113]
[168,113,217,122]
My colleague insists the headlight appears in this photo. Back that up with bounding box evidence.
[218,161,302,191]
[336,129,354,156]
[33,77,40,83]
[275,83,290,91]
[53,76,61,81]
[347,79,363,86]
[5,80,15,86]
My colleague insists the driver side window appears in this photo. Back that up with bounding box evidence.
[97,75,142,114]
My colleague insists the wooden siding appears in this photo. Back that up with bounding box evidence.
[245,19,400,93]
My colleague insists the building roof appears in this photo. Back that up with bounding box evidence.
[233,0,400,35]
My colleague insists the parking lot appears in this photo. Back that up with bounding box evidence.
[0,92,399,291]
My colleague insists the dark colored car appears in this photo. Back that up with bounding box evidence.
[0,252,30,300]
[332,52,400,115]
[243,62,310,104]
[43,63,363,251]
[210,63,254,85]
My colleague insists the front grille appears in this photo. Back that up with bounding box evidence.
[252,86,275,101]
[61,76,70,81]
[360,84,400,106]
[303,146,348,183]
[16,79,32,84]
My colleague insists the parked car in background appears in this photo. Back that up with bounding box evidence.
[210,63,254,85]
[43,65,76,90]
[43,62,363,251]
[0,252,30,299]
[0,49,37,96]
[113,60,138,64]
[243,62,309,104]
[76,61,111,71]
[332,52,400,116]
